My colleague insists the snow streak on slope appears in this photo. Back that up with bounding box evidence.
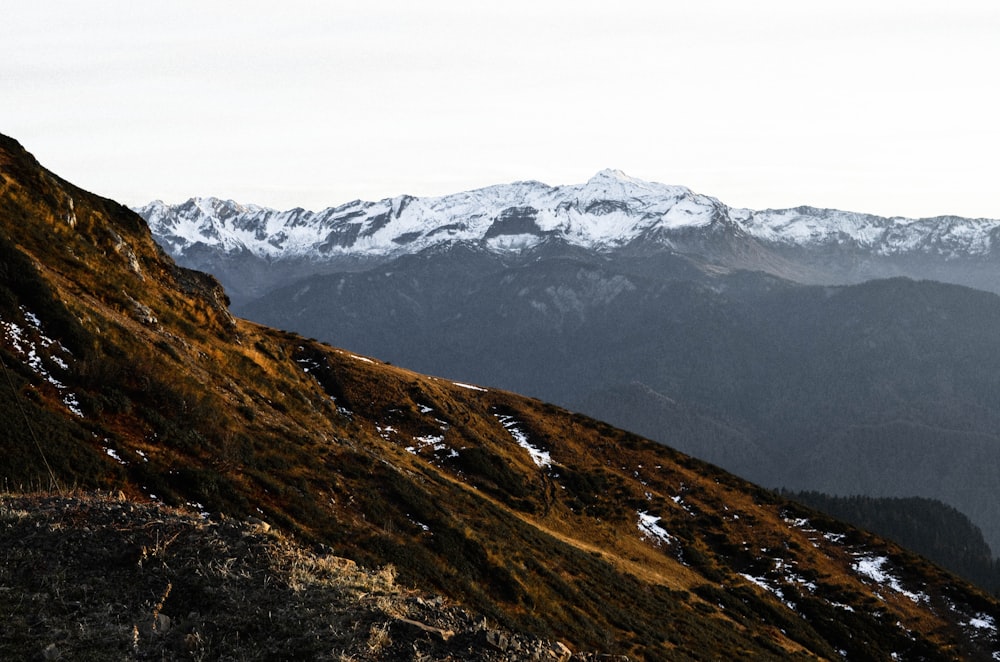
[495,413,551,468]
[1,307,82,416]
[137,170,1000,263]
[637,511,674,545]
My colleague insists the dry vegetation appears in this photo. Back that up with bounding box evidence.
[0,492,582,661]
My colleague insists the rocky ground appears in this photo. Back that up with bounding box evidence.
[0,492,609,661]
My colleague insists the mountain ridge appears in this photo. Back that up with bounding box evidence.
[138,171,1000,262]
[138,171,1000,307]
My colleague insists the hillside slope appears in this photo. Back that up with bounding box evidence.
[2,133,999,660]
[0,492,579,661]
[234,241,1000,556]
[786,492,1000,595]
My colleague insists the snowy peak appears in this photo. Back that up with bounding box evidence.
[585,168,649,194]
[589,167,631,182]
[584,168,690,200]
[737,206,1000,257]
[136,172,1000,263]
[136,171,729,260]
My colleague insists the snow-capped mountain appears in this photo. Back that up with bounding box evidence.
[137,170,719,259]
[137,169,1000,262]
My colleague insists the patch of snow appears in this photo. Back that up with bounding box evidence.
[22,310,41,328]
[671,494,695,516]
[104,448,126,465]
[407,515,431,532]
[452,381,487,392]
[1,320,25,351]
[741,573,770,591]
[784,516,814,531]
[485,233,544,252]
[495,413,551,467]
[1,308,79,416]
[968,613,997,632]
[405,434,448,455]
[777,564,818,594]
[854,556,892,584]
[852,554,928,604]
[739,573,797,611]
[63,393,83,417]
[296,356,319,373]
[637,511,674,545]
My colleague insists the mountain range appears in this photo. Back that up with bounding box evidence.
[137,172,1000,562]
[5,134,1000,658]
[137,169,1000,305]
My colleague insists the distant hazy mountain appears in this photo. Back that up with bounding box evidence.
[137,173,1000,559]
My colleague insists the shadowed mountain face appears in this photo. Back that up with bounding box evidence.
[4,133,1000,659]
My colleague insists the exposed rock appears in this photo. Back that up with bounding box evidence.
[485,630,509,651]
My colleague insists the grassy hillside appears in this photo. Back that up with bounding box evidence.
[786,491,1000,595]
[234,241,1000,557]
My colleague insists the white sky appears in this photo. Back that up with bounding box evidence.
[3,1,998,218]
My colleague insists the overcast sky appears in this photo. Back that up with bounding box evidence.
[3,1,998,218]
